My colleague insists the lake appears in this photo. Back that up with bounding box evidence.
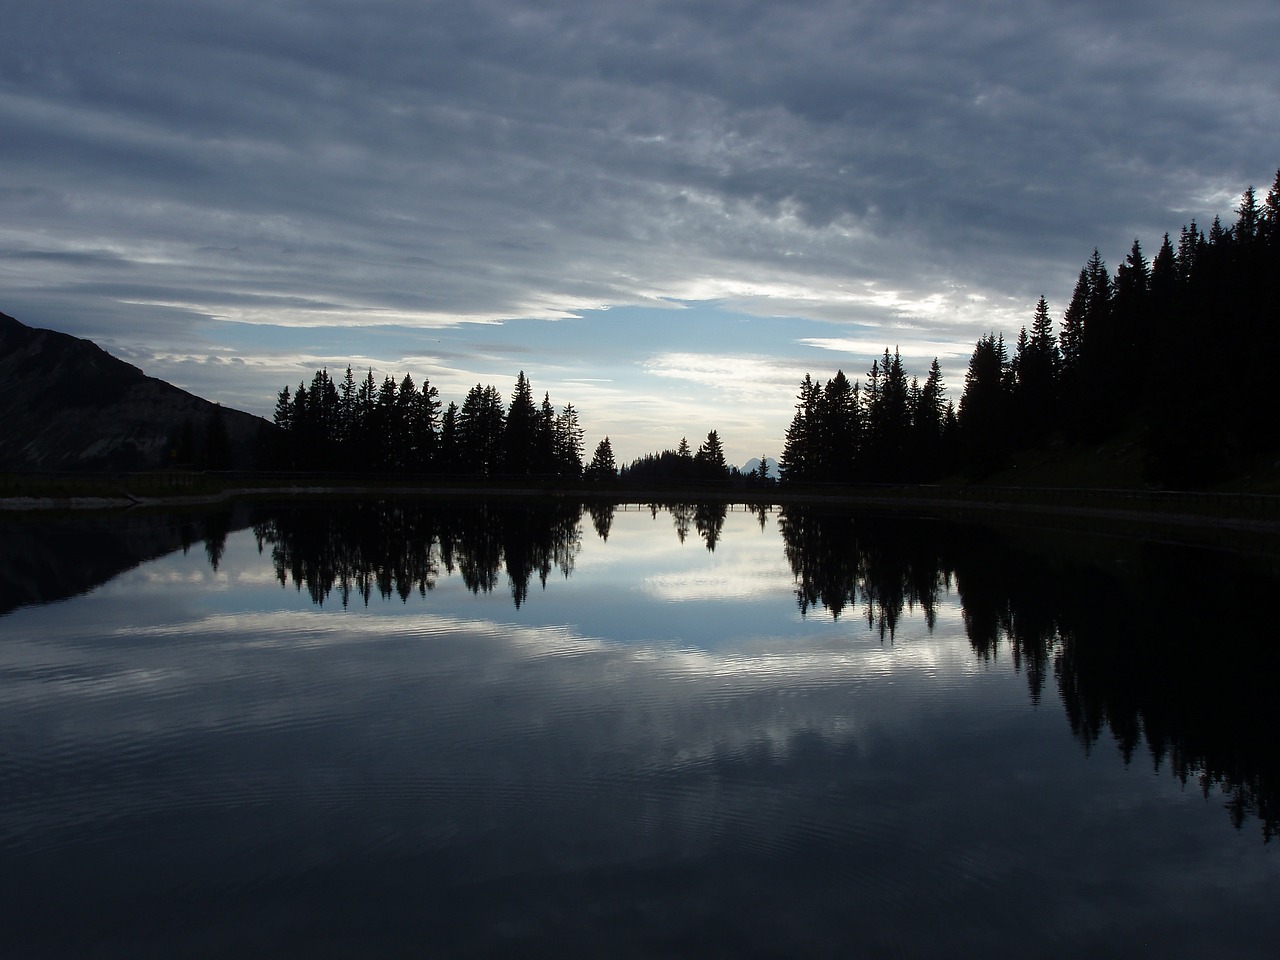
[1,498,1277,958]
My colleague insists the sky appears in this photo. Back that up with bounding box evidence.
[2,0,1278,467]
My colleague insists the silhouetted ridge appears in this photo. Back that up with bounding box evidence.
[0,311,271,471]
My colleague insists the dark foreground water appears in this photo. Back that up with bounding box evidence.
[1,500,1277,958]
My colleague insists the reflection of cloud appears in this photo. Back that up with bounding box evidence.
[233,569,286,586]
[143,571,211,585]
[62,596,976,772]
[643,569,793,602]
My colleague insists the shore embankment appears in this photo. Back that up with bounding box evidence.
[5,471,1280,539]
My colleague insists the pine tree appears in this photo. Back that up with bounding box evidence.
[535,392,557,474]
[350,369,377,468]
[308,369,339,444]
[1236,185,1260,244]
[917,359,947,437]
[1084,248,1112,332]
[1177,221,1204,285]
[820,370,858,481]
[1150,234,1178,305]
[694,429,727,479]
[416,376,441,469]
[397,374,420,470]
[779,374,818,483]
[1013,296,1059,444]
[291,382,310,438]
[458,384,505,476]
[273,385,293,430]
[439,402,460,472]
[554,403,584,477]
[1059,267,1089,377]
[958,333,1011,473]
[1261,170,1280,245]
[869,348,909,479]
[339,366,357,443]
[502,371,539,476]
[911,357,949,479]
[585,437,616,481]
[1115,238,1150,302]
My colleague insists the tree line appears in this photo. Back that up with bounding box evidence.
[268,368,622,480]
[267,365,750,485]
[781,170,1280,488]
[617,430,755,486]
[780,352,953,483]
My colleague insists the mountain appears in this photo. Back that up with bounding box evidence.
[742,456,779,480]
[0,310,273,472]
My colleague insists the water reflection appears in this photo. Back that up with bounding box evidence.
[2,498,1279,956]
[0,506,252,616]
[79,499,1266,842]
[254,499,584,609]
[954,530,1280,840]
[5,498,1279,848]
[776,504,1280,841]
[777,507,951,633]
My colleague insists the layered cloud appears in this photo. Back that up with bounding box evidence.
[3,0,1277,459]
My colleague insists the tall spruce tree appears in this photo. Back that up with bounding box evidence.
[780,374,819,483]
[535,392,557,474]
[694,429,727,479]
[273,385,293,431]
[502,372,539,476]
[958,333,1011,474]
[554,403,584,477]
[820,370,858,481]
[911,358,949,479]
[338,366,357,445]
[585,437,616,481]
[1012,296,1059,443]
[458,384,505,476]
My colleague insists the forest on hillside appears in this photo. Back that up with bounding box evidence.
[781,171,1280,488]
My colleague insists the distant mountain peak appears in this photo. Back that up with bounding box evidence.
[742,456,780,479]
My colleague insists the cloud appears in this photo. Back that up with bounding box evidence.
[644,352,808,397]
[3,0,1278,458]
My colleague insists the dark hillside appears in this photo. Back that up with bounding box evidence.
[0,311,272,472]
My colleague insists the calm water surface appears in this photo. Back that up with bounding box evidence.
[1,500,1277,958]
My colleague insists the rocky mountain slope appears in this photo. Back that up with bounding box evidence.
[0,310,272,471]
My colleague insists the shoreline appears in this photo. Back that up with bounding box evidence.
[4,483,1280,539]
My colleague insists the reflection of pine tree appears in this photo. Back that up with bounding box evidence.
[949,523,1280,840]
[778,508,951,632]
[256,500,583,610]
[670,503,694,544]
[587,502,615,541]
[693,502,727,551]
